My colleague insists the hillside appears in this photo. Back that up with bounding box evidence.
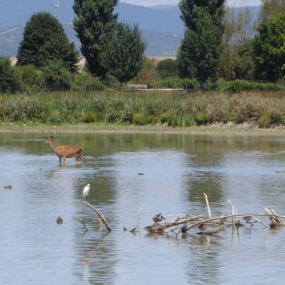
[0,1,261,57]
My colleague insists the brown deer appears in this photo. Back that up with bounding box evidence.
[44,136,86,163]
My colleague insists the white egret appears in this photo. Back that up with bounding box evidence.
[83,183,90,198]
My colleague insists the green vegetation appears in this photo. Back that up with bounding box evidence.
[177,0,226,82]
[17,12,79,72]
[156,59,178,79]
[73,0,118,78]
[1,91,285,129]
[252,12,285,81]
[0,56,13,94]
[103,23,146,88]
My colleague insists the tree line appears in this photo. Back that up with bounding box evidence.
[1,0,285,94]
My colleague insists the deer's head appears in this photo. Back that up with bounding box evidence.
[44,136,53,145]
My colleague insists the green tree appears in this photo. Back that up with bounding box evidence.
[17,12,79,72]
[0,56,13,94]
[156,58,178,78]
[103,23,146,87]
[259,0,285,23]
[73,0,118,79]
[220,5,255,80]
[252,12,285,81]
[177,0,226,82]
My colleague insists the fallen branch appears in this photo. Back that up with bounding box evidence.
[77,216,88,231]
[83,201,112,231]
[182,213,285,235]
[145,214,205,233]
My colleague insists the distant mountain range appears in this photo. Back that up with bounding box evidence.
[0,1,261,57]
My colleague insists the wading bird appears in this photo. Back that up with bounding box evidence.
[83,184,90,198]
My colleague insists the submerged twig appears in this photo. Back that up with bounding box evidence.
[83,201,112,231]
[77,216,88,231]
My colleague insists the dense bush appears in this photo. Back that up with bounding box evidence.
[156,59,178,79]
[217,80,285,92]
[0,56,13,94]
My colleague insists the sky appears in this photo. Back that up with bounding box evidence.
[121,0,262,7]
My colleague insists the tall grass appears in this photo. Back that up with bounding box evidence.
[1,90,285,127]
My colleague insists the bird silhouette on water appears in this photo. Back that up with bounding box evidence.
[57,217,63,224]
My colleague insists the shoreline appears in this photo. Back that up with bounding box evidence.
[1,122,285,136]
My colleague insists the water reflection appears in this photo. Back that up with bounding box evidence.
[1,132,285,284]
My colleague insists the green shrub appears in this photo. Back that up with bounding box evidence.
[160,112,173,123]
[41,61,72,91]
[0,56,13,94]
[82,111,96,123]
[195,113,208,125]
[257,109,272,128]
[132,113,155,125]
[156,59,178,79]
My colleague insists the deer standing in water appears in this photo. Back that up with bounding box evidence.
[44,136,86,163]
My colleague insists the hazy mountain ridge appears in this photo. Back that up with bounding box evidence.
[0,1,260,57]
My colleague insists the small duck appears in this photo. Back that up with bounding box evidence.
[243,216,252,222]
[138,173,145,176]
[269,217,278,228]
[4,185,12,189]
[183,174,192,177]
[153,213,166,224]
[129,228,137,233]
[204,172,213,179]
[276,171,285,174]
[56,216,63,224]
[123,226,128,231]
[198,223,207,231]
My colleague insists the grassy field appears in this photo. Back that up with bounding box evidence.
[1,90,285,131]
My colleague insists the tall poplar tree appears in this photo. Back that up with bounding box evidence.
[177,0,226,82]
[73,0,118,79]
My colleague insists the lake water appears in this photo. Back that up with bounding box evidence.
[1,131,285,284]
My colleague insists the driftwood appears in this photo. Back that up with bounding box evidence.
[145,214,205,233]
[83,201,112,231]
[143,193,285,238]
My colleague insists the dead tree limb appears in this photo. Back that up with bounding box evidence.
[179,213,285,236]
[145,214,205,233]
[77,216,88,231]
[83,201,112,231]
[204,193,212,217]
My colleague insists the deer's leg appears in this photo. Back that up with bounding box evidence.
[59,157,62,163]
[80,155,86,162]
[75,154,80,161]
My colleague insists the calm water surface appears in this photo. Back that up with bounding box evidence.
[1,132,285,284]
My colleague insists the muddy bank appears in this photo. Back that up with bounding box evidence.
[0,121,285,136]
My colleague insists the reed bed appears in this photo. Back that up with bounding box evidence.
[1,90,285,127]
